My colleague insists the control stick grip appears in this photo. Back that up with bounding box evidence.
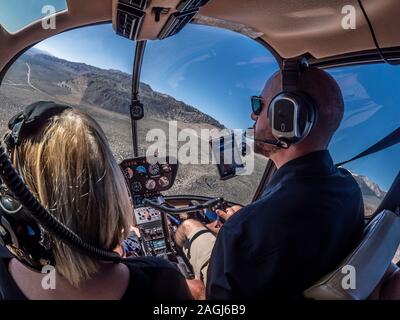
[142,197,225,214]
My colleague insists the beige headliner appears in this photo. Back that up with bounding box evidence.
[1,0,399,73]
[199,0,400,59]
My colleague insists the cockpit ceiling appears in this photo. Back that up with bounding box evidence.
[1,0,400,73]
[198,0,400,60]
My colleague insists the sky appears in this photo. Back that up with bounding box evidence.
[0,0,67,33]
[35,23,276,130]
[0,8,398,190]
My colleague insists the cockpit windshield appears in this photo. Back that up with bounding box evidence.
[0,23,398,212]
[139,24,274,204]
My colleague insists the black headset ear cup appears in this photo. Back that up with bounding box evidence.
[267,92,316,144]
[297,94,310,136]
[0,189,54,270]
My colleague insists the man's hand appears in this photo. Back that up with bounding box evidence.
[174,205,243,245]
[206,205,243,235]
[216,205,243,222]
[205,219,223,235]
[186,279,206,300]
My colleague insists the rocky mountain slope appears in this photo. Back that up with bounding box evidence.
[10,49,225,129]
[352,173,387,215]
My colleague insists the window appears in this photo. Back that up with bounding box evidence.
[0,0,67,33]
[140,24,277,204]
[328,64,400,216]
[0,24,134,161]
[1,22,398,211]
[0,23,276,205]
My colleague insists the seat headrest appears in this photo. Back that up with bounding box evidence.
[304,210,400,300]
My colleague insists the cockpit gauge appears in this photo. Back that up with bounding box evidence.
[158,176,170,188]
[119,156,178,196]
[136,165,147,175]
[127,167,134,179]
[131,181,142,193]
[148,163,160,175]
[145,179,156,190]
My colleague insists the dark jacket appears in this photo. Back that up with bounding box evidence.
[207,150,365,299]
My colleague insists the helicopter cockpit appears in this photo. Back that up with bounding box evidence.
[0,0,399,301]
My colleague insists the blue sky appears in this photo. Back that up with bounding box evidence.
[16,23,400,190]
[35,23,276,130]
[0,0,67,33]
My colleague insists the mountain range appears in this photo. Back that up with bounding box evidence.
[352,173,387,215]
[17,49,225,129]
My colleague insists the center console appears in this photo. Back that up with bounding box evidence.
[133,196,168,257]
[120,157,178,258]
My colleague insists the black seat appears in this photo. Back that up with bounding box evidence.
[304,210,400,300]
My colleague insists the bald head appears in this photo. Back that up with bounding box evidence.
[262,67,344,149]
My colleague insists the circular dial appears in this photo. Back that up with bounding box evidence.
[131,181,142,193]
[145,179,156,190]
[158,176,170,188]
[135,165,147,175]
[148,163,160,175]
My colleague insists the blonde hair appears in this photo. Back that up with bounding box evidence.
[13,108,132,287]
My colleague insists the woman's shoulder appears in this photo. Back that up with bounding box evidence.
[122,256,185,281]
[123,256,177,268]
[121,256,192,300]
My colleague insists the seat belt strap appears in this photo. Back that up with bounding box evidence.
[184,229,214,260]
[336,127,400,167]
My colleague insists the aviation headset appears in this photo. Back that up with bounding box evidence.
[251,59,317,148]
[0,101,124,270]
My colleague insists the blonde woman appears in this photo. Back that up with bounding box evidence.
[0,101,191,300]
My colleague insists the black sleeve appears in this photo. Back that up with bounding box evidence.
[124,257,193,300]
[206,223,297,300]
[0,247,27,300]
[206,225,250,299]
[152,264,193,300]
[206,204,267,300]
[205,204,295,300]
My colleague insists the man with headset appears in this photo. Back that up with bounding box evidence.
[174,62,365,299]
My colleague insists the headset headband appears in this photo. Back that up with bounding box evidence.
[281,60,301,93]
[5,101,72,149]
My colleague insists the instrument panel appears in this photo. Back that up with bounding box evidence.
[134,206,161,225]
[119,156,178,196]
[134,205,167,256]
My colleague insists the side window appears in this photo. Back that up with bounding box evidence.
[0,24,135,161]
[329,64,400,216]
